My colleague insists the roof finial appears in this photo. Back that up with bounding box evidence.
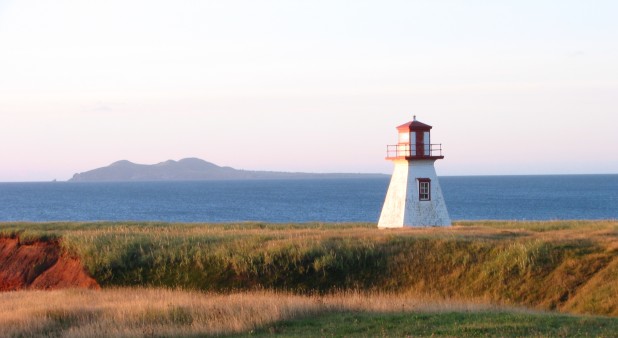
[413,115,416,121]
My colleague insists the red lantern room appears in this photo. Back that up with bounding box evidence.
[386,116,444,160]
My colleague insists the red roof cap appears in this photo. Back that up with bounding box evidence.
[396,115,433,131]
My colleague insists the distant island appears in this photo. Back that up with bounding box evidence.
[69,158,387,182]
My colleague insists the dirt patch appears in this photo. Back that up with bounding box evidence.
[0,237,99,291]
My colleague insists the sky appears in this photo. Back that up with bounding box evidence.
[0,0,617,181]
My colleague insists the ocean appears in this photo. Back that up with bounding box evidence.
[0,175,616,222]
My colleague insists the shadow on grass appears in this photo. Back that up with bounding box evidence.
[242,311,618,338]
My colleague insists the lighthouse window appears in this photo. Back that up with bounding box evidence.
[418,179,431,201]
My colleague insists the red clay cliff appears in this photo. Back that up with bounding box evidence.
[0,237,99,291]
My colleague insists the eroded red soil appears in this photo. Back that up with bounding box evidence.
[0,237,99,291]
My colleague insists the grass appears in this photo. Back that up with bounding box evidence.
[1,288,617,337]
[1,220,617,317]
[249,311,618,337]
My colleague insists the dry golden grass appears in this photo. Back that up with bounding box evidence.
[0,288,505,337]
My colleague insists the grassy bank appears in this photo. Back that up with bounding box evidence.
[1,221,617,316]
[1,288,617,337]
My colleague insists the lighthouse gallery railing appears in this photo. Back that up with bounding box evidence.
[386,144,443,158]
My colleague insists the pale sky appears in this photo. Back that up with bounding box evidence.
[1,0,617,181]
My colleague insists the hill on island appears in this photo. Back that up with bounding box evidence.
[69,158,386,182]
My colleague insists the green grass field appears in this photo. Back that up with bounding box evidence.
[247,311,618,337]
[1,220,617,316]
[1,220,617,336]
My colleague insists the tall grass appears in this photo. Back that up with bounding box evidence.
[1,221,617,316]
[2,288,617,337]
[0,288,566,337]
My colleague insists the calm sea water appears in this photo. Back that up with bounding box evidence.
[0,175,616,222]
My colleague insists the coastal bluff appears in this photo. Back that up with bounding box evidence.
[0,237,99,291]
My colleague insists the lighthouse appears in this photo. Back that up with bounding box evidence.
[378,116,451,228]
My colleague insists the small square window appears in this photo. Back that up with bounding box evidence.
[418,179,431,201]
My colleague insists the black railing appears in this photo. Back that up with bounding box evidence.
[386,144,443,158]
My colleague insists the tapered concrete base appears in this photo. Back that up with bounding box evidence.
[378,160,451,228]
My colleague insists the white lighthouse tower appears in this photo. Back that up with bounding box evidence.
[378,116,451,228]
